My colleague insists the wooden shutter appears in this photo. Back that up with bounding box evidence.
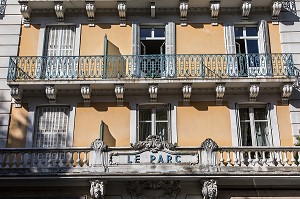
[224,24,238,76]
[132,23,140,76]
[165,22,175,55]
[258,20,271,54]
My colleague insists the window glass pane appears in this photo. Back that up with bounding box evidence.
[240,122,252,146]
[156,122,168,141]
[140,28,152,38]
[255,122,269,146]
[246,27,258,36]
[235,27,243,37]
[239,108,250,120]
[156,108,167,120]
[235,39,246,54]
[139,109,151,121]
[154,28,165,37]
[254,108,267,120]
[246,40,259,53]
[139,122,151,141]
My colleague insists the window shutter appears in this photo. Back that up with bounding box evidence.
[258,20,271,54]
[132,23,140,76]
[165,22,175,55]
[266,103,273,146]
[235,103,242,146]
[224,24,238,76]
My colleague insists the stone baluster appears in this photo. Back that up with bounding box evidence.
[291,151,296,167]
[253,151,259,167]
[19,152,24,168]
[5,153,11,168]
[283,151,289,166]
[240,151,246,167]
[298,151,300,167]
[226,151,232,166]
[233,151,239,166]
[76,151,81,167]
[11,153,17,168]
[47,153,53,168]
[61,152,67,167]
[69,151,74,168]
[0,153,3,169]
[25,153,31,168]
[54,153,60,167]
[219,151,225,166]
[83,151,88,167]
[247,151,252,167]
[33,153,39,167]
[268,152,275,166]
[276,151,283,166]
[261,151,267,167]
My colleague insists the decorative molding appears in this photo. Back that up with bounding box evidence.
[241,1,251,20]
[151,2,155,18]
[90,180,106,199]
[20,2,31,28]
[210,1,220,25]
[54,2,65,22]
[117,2,126,26]
[179,1,188,26]
[128,180,181,199]
[249,83,259,102]
[81,85,91,107]
[131,135,175,152]
[86,1,95,25]
[182,84,192,102]
[115,84,125,106]
[10,86,22,108]
[91,139,108,151]
[281,83,293,105]
[45,85,57,103]
[201,138,219,151]
[215,84,225,105]
[149,84,158,102]
[271,1,282,24]
[202,179,218,199]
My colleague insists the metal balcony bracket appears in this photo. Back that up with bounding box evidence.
[149,84,158,102]
[249,83,259,102]
[81,85,92,107]
[54,1,65,22]
[90,180,107,199]
[20,2,31,28]
[179,1,188,26]
[271,1,282,25]
[182,84,192,104]
[115,84,125,106]
[10,85,22,108]
[242,0,252,20]
[281,83,293,105]
[210,1,220,26]
[215,83,225,105]
[86,1,95,26]
[202,179,218,199]
[45,85,57,103]
[117,2,126,27]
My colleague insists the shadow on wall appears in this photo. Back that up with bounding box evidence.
[100,120,116,147]
[281,0,299,25]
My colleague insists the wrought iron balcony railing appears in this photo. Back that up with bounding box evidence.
[7,53,294,81]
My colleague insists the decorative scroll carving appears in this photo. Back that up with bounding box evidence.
[201,138,219,151]
[242,1,251,20]
[179,1,188,26]
[281,83,293,104]
[182,84,192,102]
[81,85,91,106]
[272,1,282,24]
[131,135,175,152]
[215,84,225,105]
[90,180,106,199]
[45,85,57,103]
[54,2,65,22]
[128,180,181,199]
[117,2,126,26]
[115,84,124,106]
[149,84,158,102]
[10,86,22,108]
[249,83,259,102]
[86,1,95,23]
[20,2,31,27]
[210,1,220,25]
[151,2,155,18]
[91,139,108,151]
[202,179,218,199]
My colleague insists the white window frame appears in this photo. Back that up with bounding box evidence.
[237,105,273,146]
[234,26,259,54]
[137,105,171,141]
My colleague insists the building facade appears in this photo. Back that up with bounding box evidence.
[1,0,300,198]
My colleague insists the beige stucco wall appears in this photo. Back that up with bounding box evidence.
[176,24,226,54]
[73,103,130,147]
[7,104,29,148]
[177,102,232,146]
[18,25,40,56]
[277,105,293,146]
[80,24,132,56]
[268,23,282,53]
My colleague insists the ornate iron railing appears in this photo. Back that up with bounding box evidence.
[7,53,294,81]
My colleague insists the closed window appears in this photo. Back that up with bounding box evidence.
[237,105,272,146]
[138,105,170,141]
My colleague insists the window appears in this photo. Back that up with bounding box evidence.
[235,26,259,54]
[138,105,170,141]
[237,105,272,146]
[34,106,69,148]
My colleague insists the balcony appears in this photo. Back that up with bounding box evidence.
[1,138,300,177]
[7,53,294,82]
